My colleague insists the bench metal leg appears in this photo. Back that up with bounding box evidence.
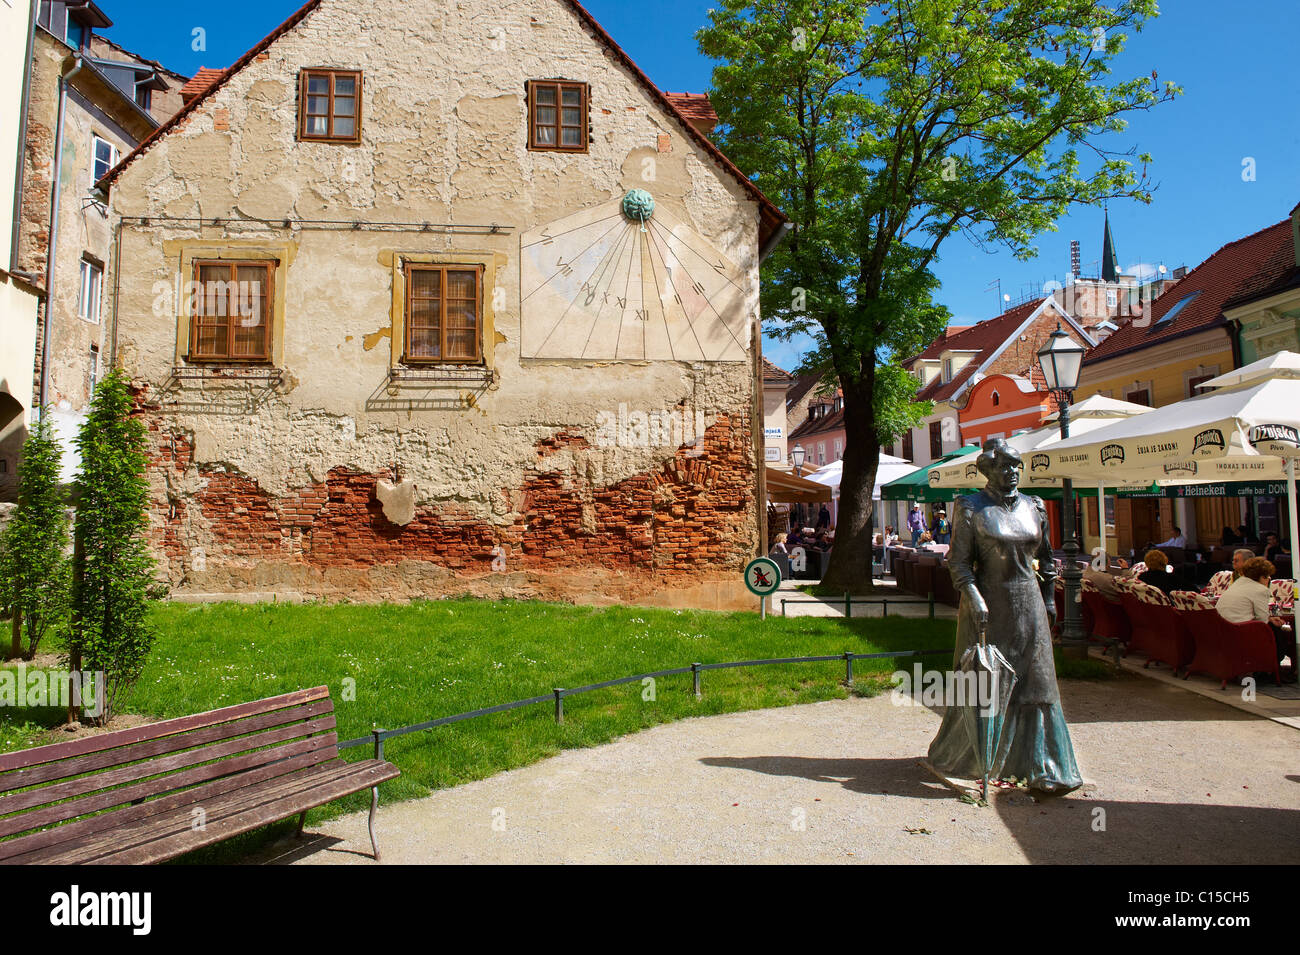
[295,810,307,838]
[368,786,381,861]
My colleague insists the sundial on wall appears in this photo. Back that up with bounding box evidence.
[520,190,750,361]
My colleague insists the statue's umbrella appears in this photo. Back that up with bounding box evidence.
[958,628,1018,800]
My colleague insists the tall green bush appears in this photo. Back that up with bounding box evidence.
[0,414,71,660]
[70,369,156,722]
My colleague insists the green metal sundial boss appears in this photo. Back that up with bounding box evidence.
[621,188,655,230]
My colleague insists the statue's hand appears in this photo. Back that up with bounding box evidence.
[965,586,989,629]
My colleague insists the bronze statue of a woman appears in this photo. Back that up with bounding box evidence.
[927,438,1082,794]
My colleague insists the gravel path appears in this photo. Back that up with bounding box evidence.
[264,674,1299,865]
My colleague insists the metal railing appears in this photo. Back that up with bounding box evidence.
[778,593,938,618]
[337,646,951,753]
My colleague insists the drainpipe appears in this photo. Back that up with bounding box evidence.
[38,54,84,417]
[9,0,40,274]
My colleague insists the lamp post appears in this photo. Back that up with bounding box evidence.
[789,445,807,527]
[1036,324,1088,658]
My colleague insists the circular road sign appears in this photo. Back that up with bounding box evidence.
[743,557,782,597]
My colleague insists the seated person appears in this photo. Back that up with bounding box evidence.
[1221,525,1241,546]
[769,533,789,558]
[1215,560,1293,679]
[1231,547,1254,581]
[1263,532,1290,565]
[1136,549,1178,595]
[1237,524,1255,544]
[1083,558,1132,604]
[1156,526,1186,549]
[882,525,899,546]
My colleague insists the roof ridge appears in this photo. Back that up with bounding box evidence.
[1157,217,1291,292]
[97,0,786,237]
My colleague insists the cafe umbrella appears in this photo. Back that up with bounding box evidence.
[1032,351,1300,666]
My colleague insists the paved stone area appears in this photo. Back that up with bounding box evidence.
[262,674,1300,865]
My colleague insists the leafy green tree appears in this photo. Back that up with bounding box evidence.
[0,415,70,660]
[70,369,156,722]
[699,0,1176,588]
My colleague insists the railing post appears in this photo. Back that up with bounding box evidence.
[844,592,851,619]
[882,598,888,617]
[843,652,853,687]
[371,726,384,762]
[781,599,787,617]
[553,688,564,724]
[691,663,702,699]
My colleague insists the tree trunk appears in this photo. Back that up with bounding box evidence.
[8,612,20,661]
[822,378,880,592]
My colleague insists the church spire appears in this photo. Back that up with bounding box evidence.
[1101,210,1119,282]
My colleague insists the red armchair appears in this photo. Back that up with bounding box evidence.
[1081,587,1131,647]
[1120,584,1194,674]
[1181,609,1281,689]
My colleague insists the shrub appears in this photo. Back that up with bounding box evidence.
[0,414,70,660]
[69,369,156,722]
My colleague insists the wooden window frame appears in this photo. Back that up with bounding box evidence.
[527,80,589,153]
[298,68,363,144]
[402,263,485,365]
[187,259,276,363]
[929,421,943,459]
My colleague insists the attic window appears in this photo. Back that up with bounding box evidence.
[1156,290,1201,325]
[298,69,362,143]
[992,391,1000,407]
[527,80,588,152]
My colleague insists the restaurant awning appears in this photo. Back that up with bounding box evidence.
[880,445,981,502]
[765,466,833,504]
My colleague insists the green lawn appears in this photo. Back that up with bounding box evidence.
[0,597,1112,861]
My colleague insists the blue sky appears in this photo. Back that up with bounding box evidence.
[101,0,1300,373]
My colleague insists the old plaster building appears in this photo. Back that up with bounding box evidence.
[100,0,785,607]
[1,0,44,502]
[14,0,186,482]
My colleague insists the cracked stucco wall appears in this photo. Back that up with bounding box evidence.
[108,0,766,605]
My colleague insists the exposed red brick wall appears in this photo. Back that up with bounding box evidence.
[142,405,756,588]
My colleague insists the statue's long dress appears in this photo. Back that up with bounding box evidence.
[927,490,1082,793]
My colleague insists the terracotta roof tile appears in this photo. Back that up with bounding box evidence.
[181,67,225,103]
[1083,218,1294,366]
[663,92,718,133]
[96,0,786,242]
[762,357,792,380]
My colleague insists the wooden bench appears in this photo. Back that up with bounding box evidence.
[0,686,399,865]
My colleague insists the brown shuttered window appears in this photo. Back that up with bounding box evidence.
[299,69,362,142]
[189,260,274,362]
[404,264,482,363]
[527,80,588,152]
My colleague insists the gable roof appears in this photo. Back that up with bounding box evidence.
[906,298,1090,404]
[1083,218,1294,366]
[789,405,844,441]
[95,0,786,241]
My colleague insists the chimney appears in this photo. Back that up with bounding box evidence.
[1172,265,1188,281]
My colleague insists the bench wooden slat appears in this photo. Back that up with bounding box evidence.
[0,686,331,772]
[18,758,379,865]
[0,713,336,819]
[0,686,398,864]
[0,743,339,863]
[91,760,400,865]
[0,727,337,840]
[0,698,335,794]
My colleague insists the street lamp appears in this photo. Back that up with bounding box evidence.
[1036,323,1088,658]
[790,444,806,477]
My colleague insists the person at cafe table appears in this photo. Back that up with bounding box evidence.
[1215,556,1297,683]
[1155,526,1186,549]
[1136,549,1178,595]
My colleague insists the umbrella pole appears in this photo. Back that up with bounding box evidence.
[1097,481,1107,568]
[1289,460,1300,672]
